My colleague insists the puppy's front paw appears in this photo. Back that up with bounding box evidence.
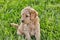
[10,23,19,28]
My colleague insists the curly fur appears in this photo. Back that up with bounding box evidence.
[11,6,40,40]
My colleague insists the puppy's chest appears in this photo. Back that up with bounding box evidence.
[27,23,35,31]
[27,23,35,35]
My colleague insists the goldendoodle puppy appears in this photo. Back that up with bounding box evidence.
[11,6,40,40]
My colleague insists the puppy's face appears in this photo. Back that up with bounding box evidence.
[21,7,38,24]
[21,10,31,24]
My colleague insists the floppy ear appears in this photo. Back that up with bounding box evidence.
[34,10,38,17]
[30,10,38,20]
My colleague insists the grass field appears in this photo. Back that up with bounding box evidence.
[0,0,60,40]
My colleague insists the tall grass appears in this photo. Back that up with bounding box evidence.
[0,0,60,40]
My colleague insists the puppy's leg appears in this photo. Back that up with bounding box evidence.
[35,27,40,40]
[23,25,31,40]
[17,29,23,35]
[17,23,24,35]
[24,32,31,40]
[35,30,40,40]
[10,23,19,28]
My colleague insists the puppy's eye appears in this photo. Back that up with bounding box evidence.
[26,15,28,17]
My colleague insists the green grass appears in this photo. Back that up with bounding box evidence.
[0,0,60,40]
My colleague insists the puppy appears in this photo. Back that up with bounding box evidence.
[11,6,40,40]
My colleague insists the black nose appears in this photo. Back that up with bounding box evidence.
[22,20,24,22]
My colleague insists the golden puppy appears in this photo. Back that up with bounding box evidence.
[11,6,40,40]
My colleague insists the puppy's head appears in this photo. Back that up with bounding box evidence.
[21,6,38,24]
[21,7,31,24]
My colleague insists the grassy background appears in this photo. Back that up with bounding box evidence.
[0,0,60,40]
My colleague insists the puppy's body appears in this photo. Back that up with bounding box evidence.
[11,6,40,40]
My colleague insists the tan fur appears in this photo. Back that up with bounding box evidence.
[11,6,40,40]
